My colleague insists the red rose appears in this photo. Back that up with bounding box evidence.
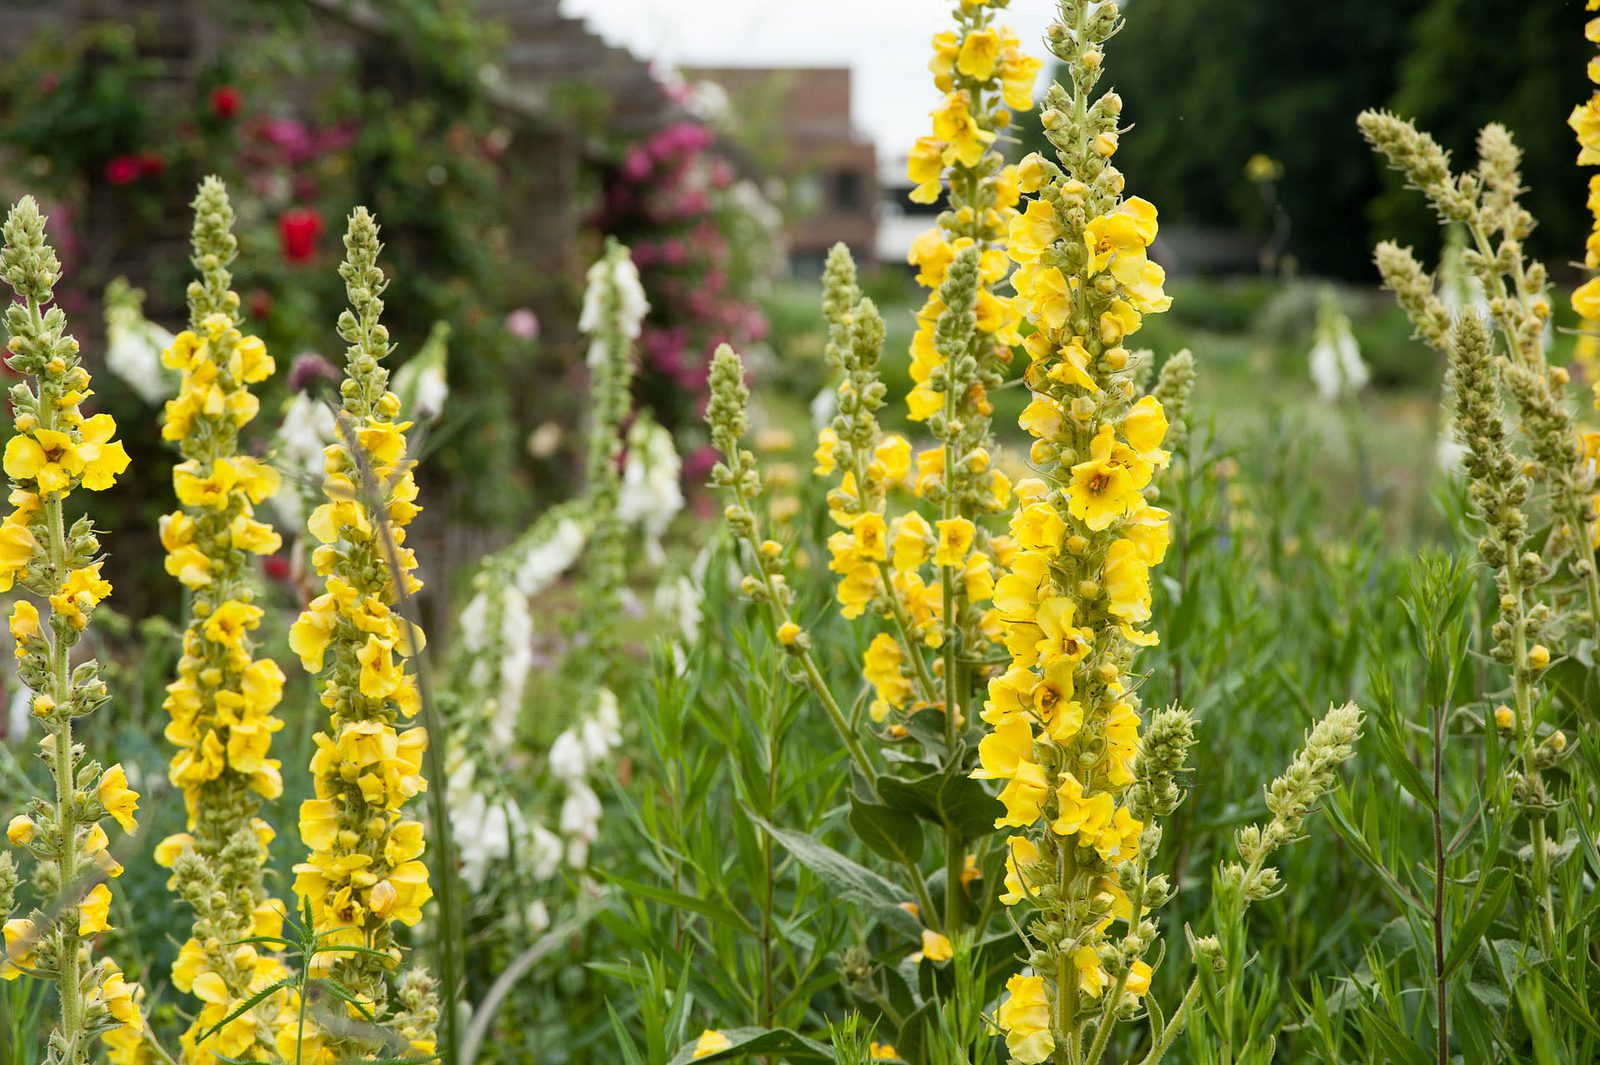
[137,152,165,178]
[104,155,141,185]
[278,207,324,264]
[263,554,291,582]
[247,288,272,321]
[210,84,241,120]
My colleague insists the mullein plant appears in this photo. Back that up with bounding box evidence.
[1570,2,1600,394]
[0,197,142,1063]
[1361,110,1594,947]
[1360,111,1600,650]
[805,0,1040,955]
[980,5,1361,1062]
[287,208,438,1061]
[154,176,295,1063]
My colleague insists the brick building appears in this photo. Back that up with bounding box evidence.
[688,66,878,274]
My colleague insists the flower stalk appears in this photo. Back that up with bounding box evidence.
[287,208,436,1060]
[0,195,141,1065]
[155,176,294,1063]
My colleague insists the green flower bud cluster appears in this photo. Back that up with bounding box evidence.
[1222,701,1363,905]
[1361,110,1600,637]
[1149,350,1196,459]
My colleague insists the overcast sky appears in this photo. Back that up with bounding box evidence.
[561,0,1057,160]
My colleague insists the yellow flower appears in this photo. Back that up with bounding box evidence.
[98,764,141,833]
[3,918,38,979]
[1068,430,1143,531]
[915,928,954,963]
[79,882,114,935]
[893,512,933,572]
[1008,200,1058,265]
[6,815,34,845]
[1074,945,1107,998]
[1494,704,1515,730]
[956,28,1000,81]
[873,434,912,484]
[996,974,1054,1064]
[813,426,839,475]
[8,599,40,645]
[1124,959,1153,997]
[692,1029,733,1059]
[851,512,889,562]
[869,1043,898,1061]
[1103,539,1152,626]
[0,520,38,589]
[1000,835,1040,905]
[1084,197,1159,273]
[864,633,912,720]
[1000,43,1043,111]
[4,428,78,496]
[1052,774,1114,839]
[74,414,131,491]
[1121,396,1170,460]
[99,967,144,1031]
[934,517,975,567]
[908,136,946,204]
[995,760,1050,828]
[776,621,801,647]
[931,92,996,168]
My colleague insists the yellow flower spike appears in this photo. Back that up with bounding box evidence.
[153,178,296,1062]
[290,207,436,1058]
[0,194,152,1054]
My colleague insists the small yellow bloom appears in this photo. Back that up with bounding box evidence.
[934,517,975,567]
[692,1029,733,1059]
[98,764,141,834]
[79,882,113,935]
[996,973,1054,1064]
[956,28,1000,81]
[5,815,34,846]
[915,928,954,963]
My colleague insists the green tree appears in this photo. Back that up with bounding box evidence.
[1108,0,1429,278]
[1370,0,1588,274]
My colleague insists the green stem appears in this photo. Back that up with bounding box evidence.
[32,289,83,1061]
[1504,557,1557,950]
[1139,974,1203,1065]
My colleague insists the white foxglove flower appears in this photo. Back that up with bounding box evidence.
[580,247,650,345]
[279,392,338,482]
[105,312,175,404]
[102,278,175,403]
[811,386,837,432]
[654,574,703,642]
[514,517,587,595]
[1309,289,1369,402]
[529,824,565,881]
[617,416,683,564]
[548,728,589,783]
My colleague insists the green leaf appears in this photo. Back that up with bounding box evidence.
[666,1027,834,1064]
[598,873,758,937]
[877,768,1003,843]
[1442,868,1512,981]
[848,793,924,865]
[1371,717,1436,813]
[754,819,921,935]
